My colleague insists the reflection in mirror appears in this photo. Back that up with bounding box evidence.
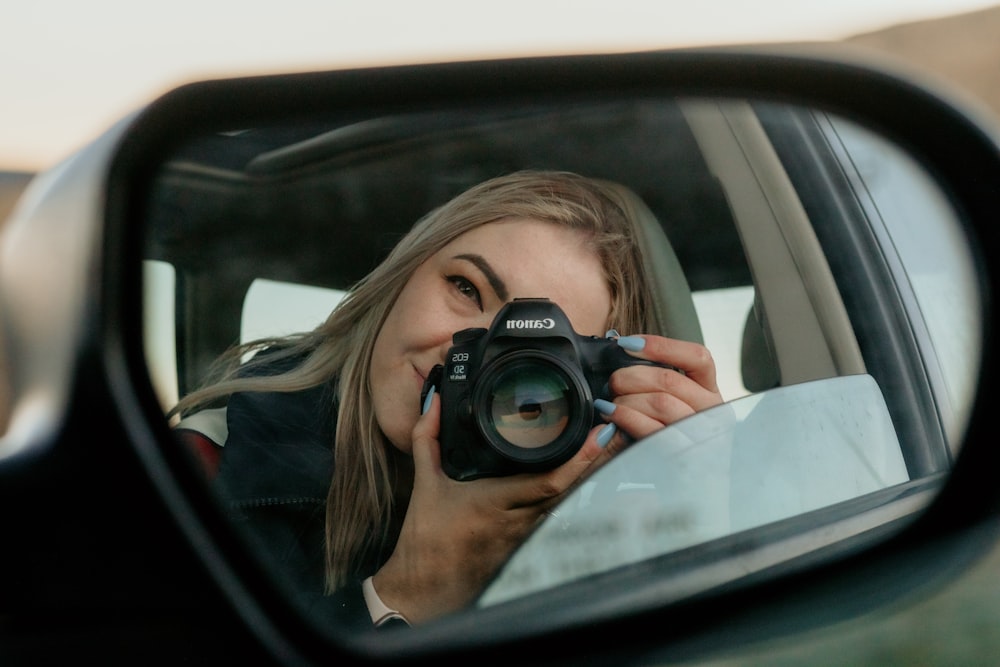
[141,96,981,638]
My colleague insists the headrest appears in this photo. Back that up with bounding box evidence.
[741,292,780,391]
[598,181,704,345]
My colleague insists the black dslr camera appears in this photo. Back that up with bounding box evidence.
[421,298,667,481]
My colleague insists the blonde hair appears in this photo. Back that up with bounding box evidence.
[173,170,660,591]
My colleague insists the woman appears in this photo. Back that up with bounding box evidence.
[172,170,722,629]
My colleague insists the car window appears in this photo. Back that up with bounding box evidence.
[824,117,981,449]
[241,278,347,345]
[755,103,965,476]
[143,259,178,413]
[692,285,755,402]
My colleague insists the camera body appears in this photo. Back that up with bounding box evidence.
[425,298,664,481]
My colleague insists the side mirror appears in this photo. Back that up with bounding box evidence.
[1,46,998,664]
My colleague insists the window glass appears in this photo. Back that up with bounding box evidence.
[692,285,754,401]
[241,278,347,344]
[143,260,178,411]
[831,119,981,447]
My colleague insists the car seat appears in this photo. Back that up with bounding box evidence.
[741,292,781,391]
[596,180,704,345]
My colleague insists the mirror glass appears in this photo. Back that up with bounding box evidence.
[140,96,981,641]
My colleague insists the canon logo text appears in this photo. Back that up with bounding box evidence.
[505,318,556,330]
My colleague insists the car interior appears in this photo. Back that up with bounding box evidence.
[138,95,959,634]
[143,99,767,411]
[142,96,946,471]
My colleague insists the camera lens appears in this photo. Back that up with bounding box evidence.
[472,351,592,469]
[488,364,572,449]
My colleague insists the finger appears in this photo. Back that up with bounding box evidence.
[610,363,722,413]
[591,420,633,459]
[616,335,719,394]
[499,426,609,509]
[602,393,693,436]
[411,387,443,476]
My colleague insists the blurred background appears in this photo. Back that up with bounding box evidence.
[2,0,999,223]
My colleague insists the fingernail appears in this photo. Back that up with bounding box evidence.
[605,329,621,339]
[422,386,436,415]
[616,335,646,352]
[594,399,617,415]
[597,423,617,448]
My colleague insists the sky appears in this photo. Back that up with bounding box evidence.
[4,0,998,172]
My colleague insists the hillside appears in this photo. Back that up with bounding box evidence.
[0,171,33,224]
[844,4,1000,119]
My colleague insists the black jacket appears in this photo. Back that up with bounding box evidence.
[181,356,385,632]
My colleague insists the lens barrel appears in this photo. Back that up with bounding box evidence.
[472,350,592,468]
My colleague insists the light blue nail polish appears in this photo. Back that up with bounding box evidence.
[616,335,646,352]
[594,399,617,416]
[597,423,617,448]
[421,386,436,415]
[605,329,621,339]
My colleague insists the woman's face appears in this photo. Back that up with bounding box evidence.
[370,218,613,453]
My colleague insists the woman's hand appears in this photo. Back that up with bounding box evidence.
[371,389,612,625]
[372,335,721,624]
[598,334,723,452]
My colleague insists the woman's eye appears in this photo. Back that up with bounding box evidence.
[448,275,482,308]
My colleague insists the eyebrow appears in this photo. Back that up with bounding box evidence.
[455,253,509,302]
